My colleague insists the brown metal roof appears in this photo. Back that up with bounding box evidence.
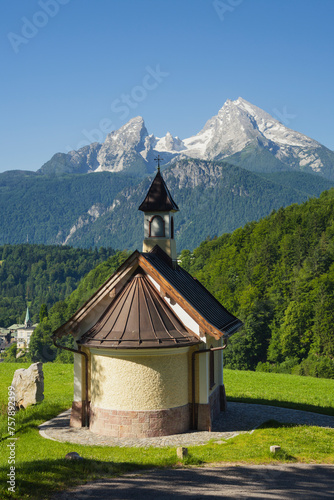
[78,271,201,349]
[138,171,179,212]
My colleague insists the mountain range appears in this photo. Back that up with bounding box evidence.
[1,98,334,251]
[39,97,334,180]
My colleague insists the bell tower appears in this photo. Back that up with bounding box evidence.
[138,156,179,265]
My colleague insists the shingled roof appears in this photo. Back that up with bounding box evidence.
[141,248,242,337]
[138,171,179,212]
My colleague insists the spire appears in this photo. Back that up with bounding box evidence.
[25,307,32,328]
[138,170,179,212]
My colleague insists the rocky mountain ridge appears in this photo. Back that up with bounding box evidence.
[38,98,334,180]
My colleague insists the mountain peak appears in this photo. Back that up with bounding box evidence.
[233,97,273,119]
[126,115,145,126]
[182,97,326,172]
[155,132,185,153]
[37,98,334,179]
[104,116,147,144]
[235,96,252,105]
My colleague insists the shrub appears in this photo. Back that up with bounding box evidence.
[256,357,299,374]
[293,354,334,379]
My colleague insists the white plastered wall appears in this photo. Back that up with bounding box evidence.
[73,342,83,402]
[198,336,224,404]
[90,347,189,411]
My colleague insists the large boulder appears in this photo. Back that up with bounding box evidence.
[11,362,44,409]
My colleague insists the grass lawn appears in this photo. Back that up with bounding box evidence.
[0,363,333,499]
[224,369,334,415]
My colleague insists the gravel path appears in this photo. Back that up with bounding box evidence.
[39,403,334,448]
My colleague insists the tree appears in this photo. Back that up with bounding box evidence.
[28,323,57,363]
[2,343,17,362]
[280,301,313,360]
[39,303,48,323]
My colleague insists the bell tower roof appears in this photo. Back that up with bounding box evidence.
[138,170,179,212]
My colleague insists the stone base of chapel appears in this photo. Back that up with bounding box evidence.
[70,401,84,428]
[89,403,191,438]
[197,384,226,431]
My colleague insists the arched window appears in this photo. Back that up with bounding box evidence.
[149,215,165,237]
[171,216,174,239]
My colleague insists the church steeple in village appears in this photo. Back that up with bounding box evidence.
[24,306,32,328]
[138,156,179,266]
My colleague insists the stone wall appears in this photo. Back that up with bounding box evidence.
[70,401,84,428]
[197,384,225,431]
[89,403,191,438]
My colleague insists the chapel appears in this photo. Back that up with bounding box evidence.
[53,164,242,437]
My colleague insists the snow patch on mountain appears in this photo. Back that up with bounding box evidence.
[155,132,186,152]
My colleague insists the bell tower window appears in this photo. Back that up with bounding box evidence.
[149,215,165,237]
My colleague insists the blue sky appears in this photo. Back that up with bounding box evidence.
[1,0,333,172]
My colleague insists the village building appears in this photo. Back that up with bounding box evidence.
[16,307,37,350]
[53,165,242,438]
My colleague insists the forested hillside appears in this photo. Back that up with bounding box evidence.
[0,244,115,327]
[180,189,334,378]
[0,170,137,245]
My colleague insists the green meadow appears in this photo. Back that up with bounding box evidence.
[0,363,333,499]
[224,369,334,415]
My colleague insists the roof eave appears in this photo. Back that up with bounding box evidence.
[78,340,202,349]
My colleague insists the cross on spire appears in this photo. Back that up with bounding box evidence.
[154,155,163,172]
